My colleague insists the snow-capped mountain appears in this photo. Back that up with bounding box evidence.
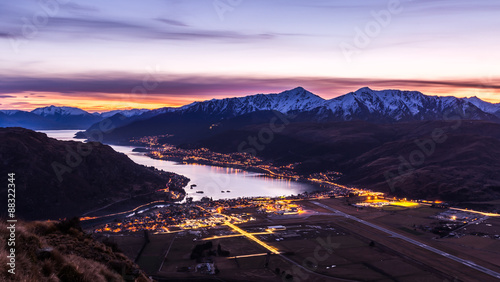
[31,105,90,116]
[98,109,150,118]
[464,96,500,117]
[315,87,497,122]
[175,86,499,122]
[26,105,101,129]
[181,87,325,117]
[0,110,21,115]
[141,107,178,117]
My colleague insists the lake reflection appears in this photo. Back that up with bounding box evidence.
[41,130,324,201]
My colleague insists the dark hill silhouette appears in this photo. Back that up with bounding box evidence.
[197,120,500,203]
[0,127,188,220]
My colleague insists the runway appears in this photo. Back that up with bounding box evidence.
[313,201,500,280]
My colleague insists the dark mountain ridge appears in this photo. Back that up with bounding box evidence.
[198,120,500,203]
[0,127,189,220]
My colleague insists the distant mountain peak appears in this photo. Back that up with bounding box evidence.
[354,86,373,93]
[0,110,21,115]
[276,87,323,99]
[32,105,90,116]
[289,86,306,92]
[98,108,150,118]
[464,96,500,115]
[180,87,326,117]
[281,86,316,95]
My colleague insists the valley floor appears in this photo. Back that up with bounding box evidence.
[91,197,500,282]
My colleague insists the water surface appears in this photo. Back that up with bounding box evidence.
[41,130,324,201]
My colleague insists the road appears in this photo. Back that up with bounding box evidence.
[196,205,356,281]
[158,234,177,272]
[312,201,500,280]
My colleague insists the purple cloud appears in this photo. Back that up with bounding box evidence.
[62,3,100,13]
[0,74,499,100]
[155,18,189,27]
[2,15,280,42]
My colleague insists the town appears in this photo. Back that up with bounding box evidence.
[132,136,352,187]
[92,188,497,240]
[89,188,500,282]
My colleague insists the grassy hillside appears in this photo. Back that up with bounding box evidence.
[0,219,149,281]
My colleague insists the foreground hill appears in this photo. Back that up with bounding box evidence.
[0,128,189,220]
[0,219,149,281]
[198,120,500,203]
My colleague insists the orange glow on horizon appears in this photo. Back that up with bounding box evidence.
[2,91,194,112]
[2,83,499,112]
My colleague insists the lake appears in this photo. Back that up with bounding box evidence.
[40,130,325,201]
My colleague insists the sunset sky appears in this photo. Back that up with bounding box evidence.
[1,0,499,112]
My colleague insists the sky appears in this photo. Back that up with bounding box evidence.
[1,0,499,112]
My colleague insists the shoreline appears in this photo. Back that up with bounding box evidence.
[144,151,500,213]
[80,150,500,231]
[144,150,350,193]
[145,153,343,191]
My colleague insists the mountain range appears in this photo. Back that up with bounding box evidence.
[2,87,500,131]
[179,87,500,121]
[67,87,500,145]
